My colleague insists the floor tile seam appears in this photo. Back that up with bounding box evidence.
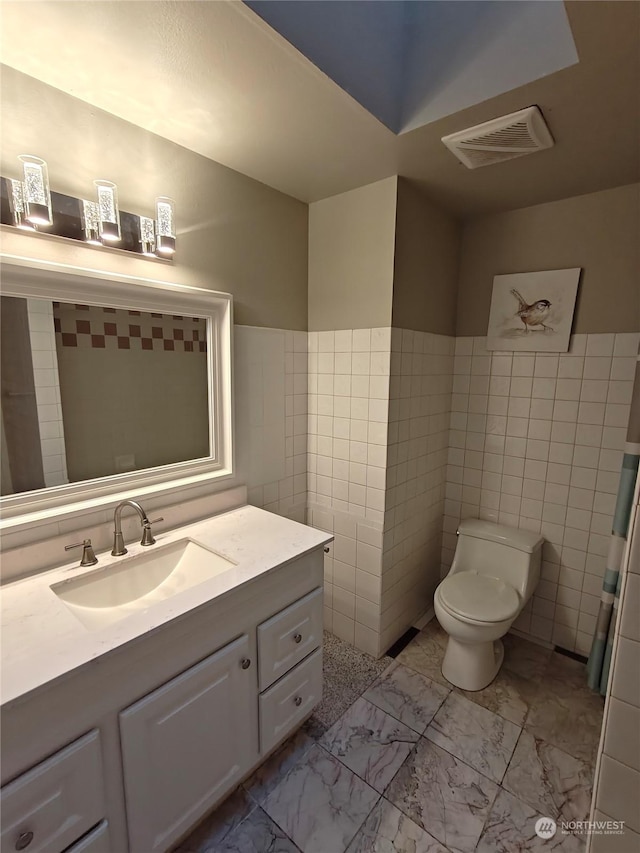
[392,654,450,690]
[340,792,384,853]
[253,802,304,853]
[474,786,589,852]
[360,682,450,737]
[322,694,423,747]
[418,727,518,788]
[207,789,260,848]
[500,730,596,821]
[521,721,597,767]
[376,793,455,852]
[317,713,421,799]
[500,725,529,793]
[450,685,527,728]
[205,797,261,850]
[242,737,318,810]
[384,763,479,853]
[469,780,503,853]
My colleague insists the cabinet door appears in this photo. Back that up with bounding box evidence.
[0,731,105,853]
[258,587,323,690]
[120,635,256,853]
[260,648,323,754]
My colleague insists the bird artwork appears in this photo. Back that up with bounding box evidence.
[486,268,580,353]
[510,288,554,332]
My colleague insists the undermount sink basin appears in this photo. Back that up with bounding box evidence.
[51,539,236,630]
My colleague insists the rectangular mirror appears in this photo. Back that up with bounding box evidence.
[0,255,233,522]
[1,297,210,495]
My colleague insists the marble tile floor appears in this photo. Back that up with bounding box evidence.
[174,624,604,853]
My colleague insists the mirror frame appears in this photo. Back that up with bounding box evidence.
[0,254,233,523]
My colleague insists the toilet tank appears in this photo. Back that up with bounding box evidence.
[451,519,544,603]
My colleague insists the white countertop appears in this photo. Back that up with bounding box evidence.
[0,505,331,708]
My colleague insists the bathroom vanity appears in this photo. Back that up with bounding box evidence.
[0,506,331,853]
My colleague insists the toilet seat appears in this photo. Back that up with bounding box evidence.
[437,572,520,623]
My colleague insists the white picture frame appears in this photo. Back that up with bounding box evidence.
[0,254,234,525]
[486,268,581,352]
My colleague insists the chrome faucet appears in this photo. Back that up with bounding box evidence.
[111,500,163,556]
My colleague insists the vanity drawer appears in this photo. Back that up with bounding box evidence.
[65,822,110,853]
[0,730,105,853]
[259,648,322,754]
[258,587,323,691]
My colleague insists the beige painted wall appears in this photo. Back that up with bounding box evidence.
[456,183,640,336]
[1,67,308,330]
[308,177,397,331]
[392,178,460,335]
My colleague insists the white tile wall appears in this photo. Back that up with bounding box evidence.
[238,327,308,524]
[442,332,639,654]
[382,328,454,653]
[590,493,640,850]
[26,299,69,488]
[307,327,391,653]
[307,327,453,658]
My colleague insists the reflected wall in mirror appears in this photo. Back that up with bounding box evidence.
[1,296,210,496]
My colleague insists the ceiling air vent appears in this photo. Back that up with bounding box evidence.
[441,106,554,170]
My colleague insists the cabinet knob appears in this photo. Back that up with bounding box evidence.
[294,696,303,707]
[293,633,302,644]
[241,657,251,670]
[15,832,34,851]
[324,546,330,553]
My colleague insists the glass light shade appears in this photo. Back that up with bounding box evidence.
[81,200,101,245]
[19,155,52,225]
[139,216,156,256]
[155,196,176,255]
[8,179,36,230]
[94,180,121,242]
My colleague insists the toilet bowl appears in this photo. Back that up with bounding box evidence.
[434,520,543,691]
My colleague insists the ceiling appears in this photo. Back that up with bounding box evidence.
[246,1,578,134]
[1,1,638,218]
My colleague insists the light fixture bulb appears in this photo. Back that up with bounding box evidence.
[81,200,101,245]
[139,215,156,256]
[155,196,176,256]
[94,179,121,243]
[18,155,52,225]
[8,179,36,230]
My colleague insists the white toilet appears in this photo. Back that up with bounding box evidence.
[434,519,544,691]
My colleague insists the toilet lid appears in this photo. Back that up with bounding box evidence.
[438,572,520,623]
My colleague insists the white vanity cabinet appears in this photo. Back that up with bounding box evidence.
[119,634,256,853]
[1,521,329,853]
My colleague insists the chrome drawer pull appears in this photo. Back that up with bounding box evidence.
[15,832,34,851]
[241,658,251,670]
[293,633,302,644]
[294,696,303,707]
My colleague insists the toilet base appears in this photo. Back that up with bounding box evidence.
[441,637,505,691]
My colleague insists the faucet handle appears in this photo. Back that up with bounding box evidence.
[140,517,164,547]
[65,538,98,567]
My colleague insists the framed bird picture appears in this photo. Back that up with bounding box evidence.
[486,268,581,352]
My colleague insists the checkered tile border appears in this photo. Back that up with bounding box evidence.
[53,303,207,352]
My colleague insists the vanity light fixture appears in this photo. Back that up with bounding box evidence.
[81,200,101,245]
[8,179,36,230]
[3,157,176,259]
[94,179,121,243]
[19,155,52,225]
[139,216,156,257]
[155,196,176,256]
